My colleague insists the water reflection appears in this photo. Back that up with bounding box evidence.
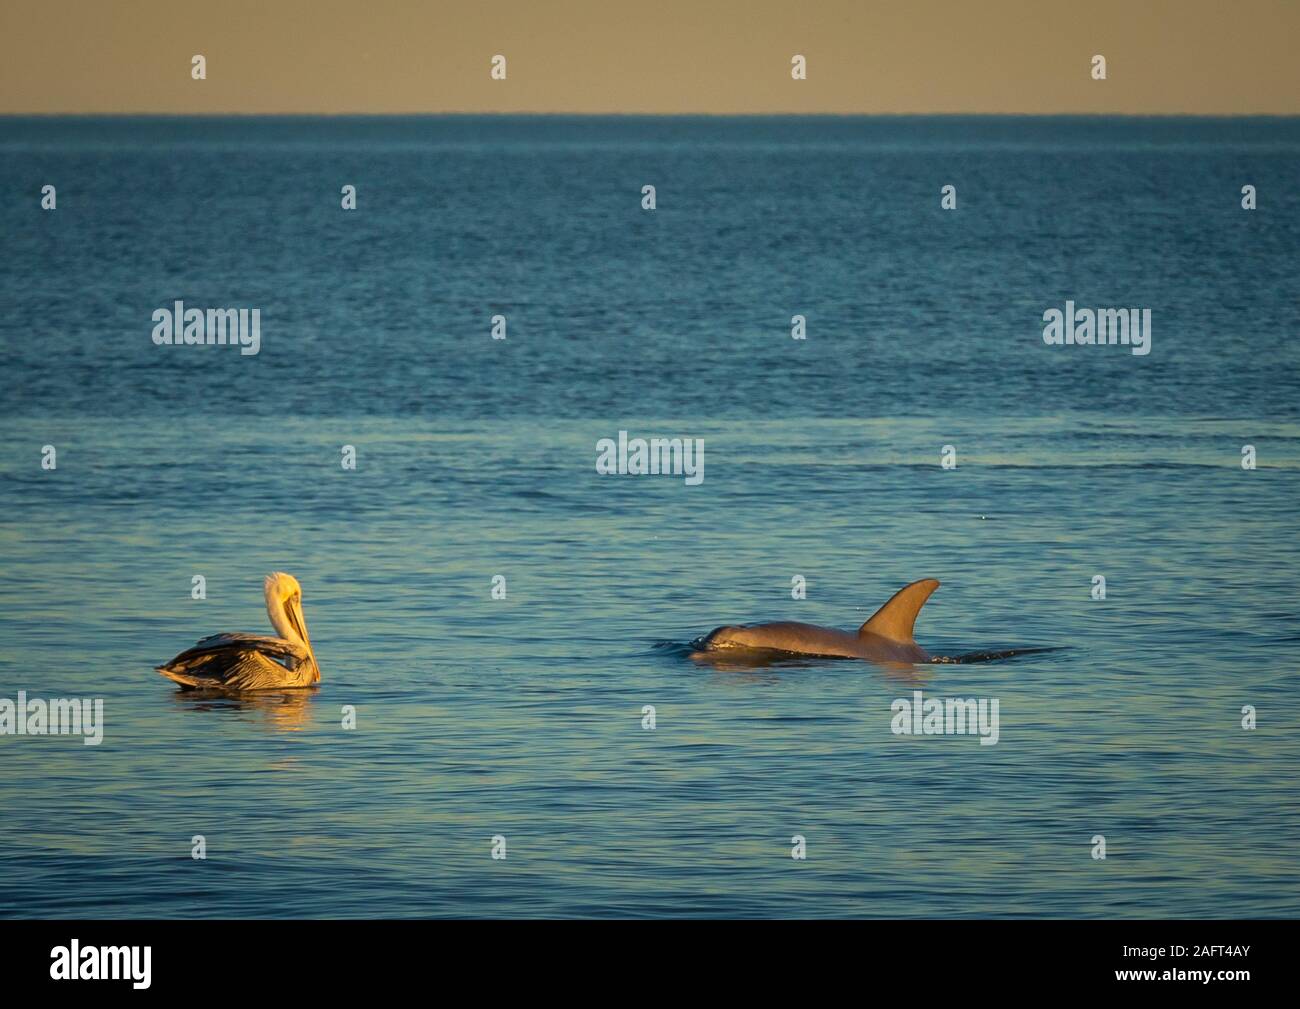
[687,648,935,685]
[169,688,318,732]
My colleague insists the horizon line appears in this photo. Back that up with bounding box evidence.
[4,111,1299,120]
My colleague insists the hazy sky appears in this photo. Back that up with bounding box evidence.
[2,0,1297,115]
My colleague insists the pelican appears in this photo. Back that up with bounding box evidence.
[156,572,321,690]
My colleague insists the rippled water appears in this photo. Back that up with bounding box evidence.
[1,117,1298,917]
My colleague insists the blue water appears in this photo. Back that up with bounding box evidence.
[1,117,1298,918]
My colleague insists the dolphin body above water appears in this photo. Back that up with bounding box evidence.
[693,578,943,664]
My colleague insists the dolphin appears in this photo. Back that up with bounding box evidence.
[692,578,942,664]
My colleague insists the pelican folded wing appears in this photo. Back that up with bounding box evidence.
[186,632,310,666]
[157,633,313,690]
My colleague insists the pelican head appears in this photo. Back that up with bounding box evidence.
[264,572,320,682]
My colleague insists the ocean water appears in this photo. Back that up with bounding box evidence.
[0,116,1297,918]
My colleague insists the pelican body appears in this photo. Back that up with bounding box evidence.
[157,572,321,690]
[694,578,940,663]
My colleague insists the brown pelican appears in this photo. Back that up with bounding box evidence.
[157,572,321,690]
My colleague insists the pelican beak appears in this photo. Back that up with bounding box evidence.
[284,593,320,681]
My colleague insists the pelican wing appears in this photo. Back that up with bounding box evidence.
[188,632,310,664]
[157,633,314,691]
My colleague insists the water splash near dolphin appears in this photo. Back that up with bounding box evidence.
[928,647,1060,664]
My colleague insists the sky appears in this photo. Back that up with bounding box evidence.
[1,0,1297,115]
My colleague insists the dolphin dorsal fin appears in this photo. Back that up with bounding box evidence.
[858,578,940,643]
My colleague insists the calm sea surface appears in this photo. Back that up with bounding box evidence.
[1,116,1298,917]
